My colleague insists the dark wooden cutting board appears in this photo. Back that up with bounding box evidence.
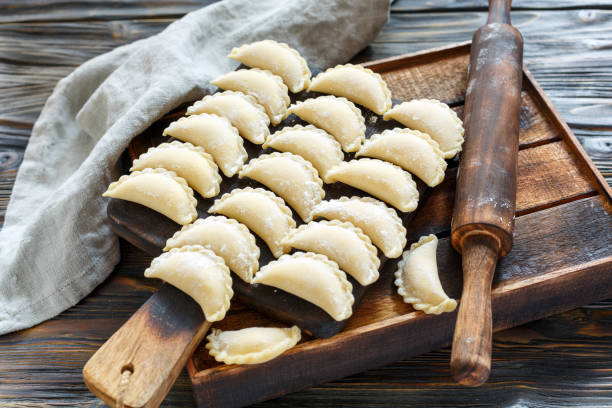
[106,42,612,408]
[107,66,431,338]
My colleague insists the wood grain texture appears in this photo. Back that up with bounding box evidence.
[83,284,210,408]
[0,1,611,407]
[187,195,612,408]
[450,2,523,384]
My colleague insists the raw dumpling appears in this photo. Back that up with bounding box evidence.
[144,245,233,321]
[263,125,343,182]
[163,113,247,177]
[211,68,290,125]
[310,196,406,258]
[286,96,365,152]
[229,40,311,93]
[394,234,457,314]
[164,216,259,283]
[308,64,392,114]
[325,159,419,213]
[130,141,222,198]
[356,128,447,187]
[238,152,324,222]
[206,326,301,365]
[252,252,354,321]
[186,91,270,144]
[103,168,197,225]
[283,220,380,286]
[383,99,464,159]
[208,187,296,258]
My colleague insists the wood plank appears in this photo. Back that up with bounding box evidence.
[1,239,609,407]
[2,10,612,130]
[1,1,610,23]
[256,302,612,408]
[188,195,612,408]
[406,140,596,242]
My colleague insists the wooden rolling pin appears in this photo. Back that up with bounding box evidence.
[450,0,523,386]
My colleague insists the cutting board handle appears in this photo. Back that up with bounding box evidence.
[83,284,210,408]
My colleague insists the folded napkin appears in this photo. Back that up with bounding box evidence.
[0,0,389,335]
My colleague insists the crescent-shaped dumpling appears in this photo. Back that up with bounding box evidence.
[308,64,392,114]
[286,96,365,152]
[229,40,311,93]
[163,113,247,177]
[130,141,222,198]
[144,245,233,321]
[252,252,354,321]
[211,68,290,125]
[325,159,419,213]
[262,125,343,182]
[356,128,447,187]
[164,216,259,283]
[394,234,457,315]
[206,326,301,365]
[310,196,406,258]
[238,152,324,222]
[103,168,197,225]
[208,187,295,258]
[282,220,380,286]
[383,99,465,159]
[186,91,270,144]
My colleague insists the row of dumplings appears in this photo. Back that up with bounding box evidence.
[103,40,460,365]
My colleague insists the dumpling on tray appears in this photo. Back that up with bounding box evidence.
[252,252,354,321]
[239,152,324,222]
[209,187,296,258]
[311,196,407,258]
[286,96,365,152]
[164,216,260,283]
[206,326,301,365]
[383,99,464,159]
[263,125,343,183]
[325,159,419,213]
[163,113,247,177]
[229,40,311,93]
[186,91,270,145]
[394,234,457,315]
[145,245,233,321]
[103,168,197,225]
[130,141,222,198]
[308,64,392,114]
[211,68,290,125]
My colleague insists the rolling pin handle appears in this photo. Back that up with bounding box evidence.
[450,233,499,387]
[487,0,511,24]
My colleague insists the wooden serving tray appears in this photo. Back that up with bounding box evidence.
[181,42,612,407]
[108,42,612,407]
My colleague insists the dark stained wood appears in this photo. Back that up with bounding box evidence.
[185,40,611,406]
[449,0,523,385]
[406,141,597,242]
[83,284,210,408]
[106,88,428,339]
[1,2,612,407]
[188,195,612,408]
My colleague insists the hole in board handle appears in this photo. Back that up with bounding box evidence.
[121,363,134,375]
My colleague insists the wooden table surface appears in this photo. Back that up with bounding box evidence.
[1,1,611,407]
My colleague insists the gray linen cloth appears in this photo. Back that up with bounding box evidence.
[0,0,389,335]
